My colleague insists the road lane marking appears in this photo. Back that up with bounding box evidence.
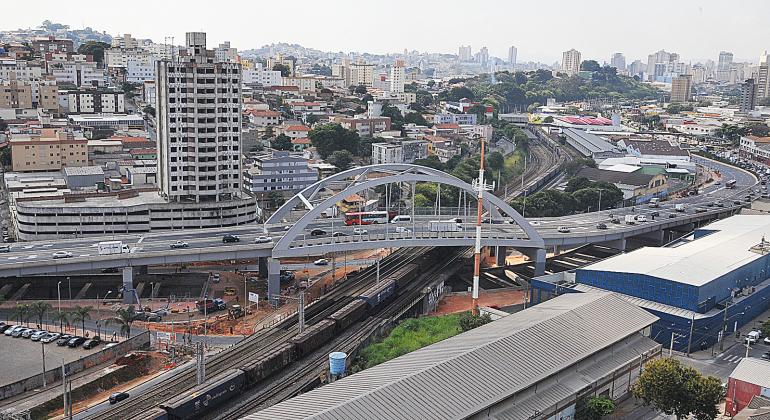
[41,244,53,248]
[26,255,37,259]
[6,256,18,260]
[80,254,89,257]
[23,245,33,249]
[137,236,145,244]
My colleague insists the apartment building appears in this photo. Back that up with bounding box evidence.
[562,49,581,76]
[0,59,43,81]
[61,89,126,114]
[105,48,153,69]
[282,76,316,93]
[243,151,318,193]
[31,36,74,54]
[245,109,281,127]
[371,140,428,164]
[740,135,770,165]
[670,74,692,102]
[126,58,155,83]
[10,128,88,172]
[0,79,32,109]
[334,117,391,136]
[242,63,282,87]
[49,61,106,87]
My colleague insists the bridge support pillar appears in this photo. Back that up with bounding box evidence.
[121,267,138,304]
[267,258,281,305]
[599,238,626,251]
[522,248,546,277]
[495,246,507,266]
[258,257,268,278]
[136,265,148,275]
[552,245,561,256]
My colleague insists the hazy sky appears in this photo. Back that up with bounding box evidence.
[3,0,769,64]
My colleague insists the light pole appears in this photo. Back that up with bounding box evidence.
[57,281,62,313]
[67,277,71,301]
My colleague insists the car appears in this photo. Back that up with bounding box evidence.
[636,215,648,222]
[56,335,73,346]
[650,211,660,217]
[557,226,571,233]
[211,273,220,283]
[83,337,102,349]
[108,392,130,404]
[715,181,721,185]
[394,226,411,233]
[734,200,743,205]
[668,213,677,218]
[254,236,273,244]
[105,343,118,349]
[5,326,21,336]
[353,228,368,235]
[763,352,770,360]
[764,336,770,345]
[313,258,329,266]
[706,202,715,207]
[22,329,40,339]
[716,202,725,208]
[30,330,48,341]
[595,223,608,230]
[101,267,120,273]
[67,337,87,347]
[0,245,9,253]
[610,218,620,224]
[41,333,60,343]
[53,251,73,259]
[332,231,350,238]
[222,234,240,243]
[170,240,189,249]
[11,328,28,338]
[695,208,708,213]
[530,221,541,226]
[0,324,11,333]
[310,228,327,236]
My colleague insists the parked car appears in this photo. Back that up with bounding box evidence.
[310,229,327,236]
[30,330,48,341]
[254,236,273,244]
[56,335,73,346]
[41,333,60,343]
[353,228,368,235]
[222,234,240,243]
[5,326,22,336]
[636,215,648,222]
[595,223,608,230]
[313,258,329,266]
[0,245,10,253]
[0,324,11,333]
[170,241,189,249]
[67,337,87,347]
[22,329,40,338]
[332,231,347,237]
[557,226,571,233]
[610,217,620,224]
[83,337,102,349]
[762,352,770,360]
[668,213,677,218]
[11,327,28,337]
[108,392,129,404]
[53,251,73,259]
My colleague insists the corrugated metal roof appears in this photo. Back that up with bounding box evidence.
[731,358,770,389]
[244,292,658,420]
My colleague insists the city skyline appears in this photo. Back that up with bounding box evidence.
[2,0,770,64]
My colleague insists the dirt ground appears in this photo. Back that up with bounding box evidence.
[433,289,526,316]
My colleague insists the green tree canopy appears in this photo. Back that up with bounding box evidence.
[271,133,292,151]
[580,60,601,72]
[77,41,110,65]
[354,84,368,95]
[308,123,360,158]
[272,63,291,77]
[403,112,429,126]
[583,396,615,420]
[328,150,354,172]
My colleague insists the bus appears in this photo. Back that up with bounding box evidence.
[344,211,397,225]
[725,179,737,189]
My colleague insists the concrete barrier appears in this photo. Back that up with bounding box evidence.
[0,331,150,401]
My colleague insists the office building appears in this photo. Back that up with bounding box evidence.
[390,60,405,94]
[562,49,581,76]
[476,47,489,68]
[156,32,243,203]
[243,151,318,193]
[670,74,692,102]
[507,46,517,70]
[10,128,88,172]
[756,60,770,101]
[458,45,472,61]
[610,52,626,71]
[717,51,734,82]
[740,78,756,112]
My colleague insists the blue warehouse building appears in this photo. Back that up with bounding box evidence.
[530,215,770,352]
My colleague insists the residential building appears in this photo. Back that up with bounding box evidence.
[717,51,734,82]
[756,60,770,101]
[279,125,310,141]
[110,33,139,49]
[105,48,152,69]
[740,78,756,113]
[334,117,391,136]
[49,61,106,87]
[432,113,477,125]
[670,74,693,102]
[739,135,770,165]
[350,61,375,87]
[507,46,517,70]
[266,54,295,76]
[0,79,32,109]
[61,89,125,114]
[214,41,238,63]
[610,52,626,71]
[476,47,489,68]
[156,32,243,203]
[390,60,405,94]
[31,36,74,54]
[0,59,43,81]
[245,109,281,127]
[458,45,472,61]
[126,58,155,83]
[281,76,316,93]
[562,49,581,76]
[725,358,770,416]
[371,140,428,164]
[242,63,282,87]
[243,151,318,193]
[10,128,88,172]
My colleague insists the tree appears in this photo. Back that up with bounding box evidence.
[107,306,137,338]
[271,133,292,151]
[268,191,285,209]
[51,311,69,333]
[308,123,360,159]
[580,60,601,72]
[29,301,52,328]
[543,116,554,123]
[354,84,368,95]
[77,41,110,65]
[633,358,722,420]
[747,123,770,137]
[561,158,596,177]
[142,105,155,117]
[357,136,384,158]
[305,114,320,125]
[0,147,10,167]
[328,150,354,172]
[583,396,615,420]
[760,319,770,338]
[71,305,93,336]
[458,312,492,332]
[413,155,445,171]
[12,304,30,326]
[272,63,291,77]
[403,112,429,126]
[443,86,475,102]
[565,177,593,193]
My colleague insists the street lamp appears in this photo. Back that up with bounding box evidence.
[57,281,62,313]
[67,277,71,301]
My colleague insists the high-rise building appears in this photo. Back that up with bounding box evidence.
[562,49,581,76]
[476,47,489,68]
[628,60,645,78]
[717,51,734,82]
[610,53,626,71]
[691,64,707,84]
[670,74,693,103]
[156,32,242,203]
[508,46,517,70]
[458,45,472,61]
[111,33,139,49]
[756,54,770,101]
[646,50,675,80]
[740,78,756,112]
[390,60,405,94]
[215,41,238,63]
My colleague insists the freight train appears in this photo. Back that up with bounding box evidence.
[136,262,423,420]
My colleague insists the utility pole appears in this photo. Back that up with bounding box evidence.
[686,312,695,357]
[61,359,67,418]
[41,342,46,387]
[471,137,492,315]
[196,341,205,385]
[298,292,305,333]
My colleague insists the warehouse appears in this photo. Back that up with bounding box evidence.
[244,292,661,420]
[530,215,770,351]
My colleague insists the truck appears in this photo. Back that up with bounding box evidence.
[625,215,636,225]
[675,204,685,212]
[97,241,130,255]
[196,298,227,314]
[648,198,660,208]
[429,220,462,232]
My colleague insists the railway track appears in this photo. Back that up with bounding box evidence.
[83,248,433,420]
[211,247,472,419]
[497,136,564,202]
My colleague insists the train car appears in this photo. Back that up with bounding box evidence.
[160,369,245,420]
[291,319,336,357]
[388,263,421,289]
[358,279,396,309]
[328,299,368,331]
[134,407,169,420]
[240,342,295,385]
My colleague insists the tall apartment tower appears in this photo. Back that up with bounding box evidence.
[610,53,626,71]
[458,45,472,61]
[155,32,242,203]
[756,54,770,101]
[508,46,517,71]
[562,49,581,76]
[670,74,693,103]
[740,78,756,112]
[390,60,405,93]
[717,51,734,82]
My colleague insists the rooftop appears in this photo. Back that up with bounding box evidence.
[576,167,655,187]
[62,166,104,176]
[730,357,770,388]
[579,215,770,287]
[562,128,619,154]
[245,292,658,420]
[622,138,688,157]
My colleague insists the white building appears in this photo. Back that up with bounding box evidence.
[242,64,282,87]
[61,89,125,114]
[49,61,106,87]
[156,32,243,203]
[126,58,155,83]
[562,49,581,76]
[390,60,405,94]
[105,48,152,69]
[508,46,517,70]
[243,151,318,193]
[0,59,43,81]
[215,41,238,63]
[372,140,428,164]
[111,33,139,49]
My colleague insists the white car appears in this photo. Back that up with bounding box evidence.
[764,336,770,345]
[557,226,571,233]
[30,330,49,341]
[313,258,329,266]
[353,228,368,235]
[41,333,60,343]
[170,241,189,249]
[636,215,648,222]
[394,226,411,233]
[53,251,73,259]
[255,236,273,244]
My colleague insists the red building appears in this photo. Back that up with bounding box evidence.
[725,358,770,416]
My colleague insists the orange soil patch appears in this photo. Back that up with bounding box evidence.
[433,289,526,316]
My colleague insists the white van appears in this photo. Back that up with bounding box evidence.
[390,215,411,223]
[746,330,761,344]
